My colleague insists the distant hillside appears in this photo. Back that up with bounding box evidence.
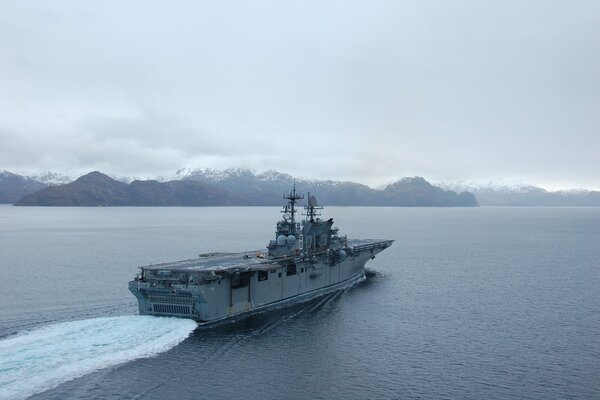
[15,172,247,206]
[7,167,599,207]
[441,182,600,206]
[28,171,77,186]
[176,168,379,205]
[14,170,478,207]
[0,171,48,203]
[176,168,478,207]
[383,177,478,206]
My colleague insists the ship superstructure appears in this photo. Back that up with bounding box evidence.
[129,186,393,323]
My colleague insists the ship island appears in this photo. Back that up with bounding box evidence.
[129,186,394,323]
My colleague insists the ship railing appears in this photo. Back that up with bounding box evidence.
[352,240,392,252]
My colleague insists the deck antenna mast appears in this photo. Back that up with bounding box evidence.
[283,181,303,234]
[304,192,323,222]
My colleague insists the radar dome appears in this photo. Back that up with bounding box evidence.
[338,250,347,260]
[286,235,296,246]
[277,235,287,246]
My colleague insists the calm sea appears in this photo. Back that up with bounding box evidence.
[0,205,599,400]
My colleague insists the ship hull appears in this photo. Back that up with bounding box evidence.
[129,240,391,324]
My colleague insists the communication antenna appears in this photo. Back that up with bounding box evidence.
[303,191,323,222]
[283,181,303,233]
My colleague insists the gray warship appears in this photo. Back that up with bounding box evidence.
[129,187,393,323]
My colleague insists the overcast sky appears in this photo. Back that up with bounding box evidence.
[1,0,598,189]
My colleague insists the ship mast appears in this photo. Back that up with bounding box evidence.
[304,192,323,222]
[283,181,303,234]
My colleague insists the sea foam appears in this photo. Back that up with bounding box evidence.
[0,316,197,400]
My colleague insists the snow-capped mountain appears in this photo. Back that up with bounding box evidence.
[28,171,77,186]
[438,179,542,193]
[170,168,476,206]
[0,170,48,203]
[174,167,365,192]
[438,181,600,206]
[2,167,598,206]
[174,167,296,184]
[30,171,137,185]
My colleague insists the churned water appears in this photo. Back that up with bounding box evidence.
[0,316,197,400]
[0,205,598,399]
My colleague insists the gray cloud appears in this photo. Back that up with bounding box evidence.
[1,0,598,189]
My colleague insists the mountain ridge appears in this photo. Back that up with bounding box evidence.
[15,172,247,206]
[0,171,48,203]
[13,171,477,207]
[440,181,600,206]
[5,168,600,206]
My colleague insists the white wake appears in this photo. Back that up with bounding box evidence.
[0,316,197,400]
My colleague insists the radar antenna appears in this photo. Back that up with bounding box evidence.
[303,192,323,222]
[283,181,303,234]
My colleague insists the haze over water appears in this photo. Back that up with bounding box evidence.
[0,205,599,399]
[2,1,599,189]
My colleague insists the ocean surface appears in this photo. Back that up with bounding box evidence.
[0,205,598,400]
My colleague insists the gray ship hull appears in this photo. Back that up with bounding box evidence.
[129,187,393,323]
[129,239,392,323]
